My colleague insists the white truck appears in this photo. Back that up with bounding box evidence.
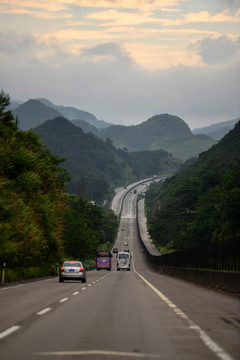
[117,251,131,271]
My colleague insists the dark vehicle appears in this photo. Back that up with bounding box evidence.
[96,250,112,271]
[133,189,137,194]
[59,261,86,283]
[113,248,118,254]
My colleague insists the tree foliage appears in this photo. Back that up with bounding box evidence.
[0,91,68,267]
[146,122,240,253]
[63,195,118,260]
[0,90,118,278]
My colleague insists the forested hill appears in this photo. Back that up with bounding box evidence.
[35,117,138,202]
[145,121,240,252]
[35,117,181,203]
[11,98,110,130]
[99,114,216,160]
[12,99,62,129]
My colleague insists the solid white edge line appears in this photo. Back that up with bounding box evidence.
[37,307,51,315]
[0,325,20,340]
[133,263,235,360]
[34,350,161,358]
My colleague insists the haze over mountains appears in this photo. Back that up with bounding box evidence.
[192,118,240,140]
[10,98,223,160]
[34,117,181,202]
[98,114,216,160]
[8,97,239,202]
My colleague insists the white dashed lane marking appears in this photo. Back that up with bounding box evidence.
[59,297,68,303]
[37,307,51,316]
[0,326,20,340]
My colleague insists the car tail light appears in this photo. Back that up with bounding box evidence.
[80,267,83,272]
[60,267,64,272]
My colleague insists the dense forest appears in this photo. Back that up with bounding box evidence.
[35,117,181,203]
[0,91,118,281]
[98,114,216,160]
[145,121,240,254]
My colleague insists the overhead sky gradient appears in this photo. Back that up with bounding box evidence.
[1,0,240,128]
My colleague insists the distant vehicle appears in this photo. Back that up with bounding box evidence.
[96,250,112,271]
[59,261,86,283]
[124,242,128,246]
[117,251,131,271]
[133,189,137,194]
[113,248,118,254]
[124,185,127,189]
[124,249,130,253]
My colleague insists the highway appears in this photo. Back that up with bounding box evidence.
[0,182,239,360]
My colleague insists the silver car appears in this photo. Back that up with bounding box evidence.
[59,261,86,283]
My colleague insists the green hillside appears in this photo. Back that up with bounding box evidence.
[35,117,181,203]
[99,114,216,160]
[34,117,138,202]
[145,121,240,252]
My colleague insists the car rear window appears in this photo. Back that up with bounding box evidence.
[63,261,82,267]
[118,254,129,259]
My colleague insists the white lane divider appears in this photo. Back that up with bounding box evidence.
[37,307,51,316]
[0,325,20,340]
[0,273,112,340]
[59,297,68,303]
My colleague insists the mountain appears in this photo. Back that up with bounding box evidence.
[34,117,181,202]
[99,114,216,161]
[145,120,240,252]
[7,99,24,110]
[11,98,111,131]
[12,99,62,129]
[34,117,138,202]
[71,119,99,135]
[37,98,110,129]
[192,118,239,140]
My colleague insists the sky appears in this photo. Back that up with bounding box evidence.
[1,0,240,129]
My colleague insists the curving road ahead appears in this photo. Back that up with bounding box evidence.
[0,184,239,360]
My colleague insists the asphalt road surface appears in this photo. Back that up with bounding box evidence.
[0,184,239,360]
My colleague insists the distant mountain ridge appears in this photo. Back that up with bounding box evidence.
[192,118,239,139]
[98,114,216,160]
[12,99,63,130]
[34,117,181,202]
[37,98,110,129]
[11,98,110,131]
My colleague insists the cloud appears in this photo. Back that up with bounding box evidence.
[2,32,239,128]
[81,42,133,63]
[189,35,240,64]
[71,0,183,10]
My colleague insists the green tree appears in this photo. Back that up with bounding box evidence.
[0,90,68,267]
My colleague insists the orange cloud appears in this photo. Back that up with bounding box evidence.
[72,0,182,10]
